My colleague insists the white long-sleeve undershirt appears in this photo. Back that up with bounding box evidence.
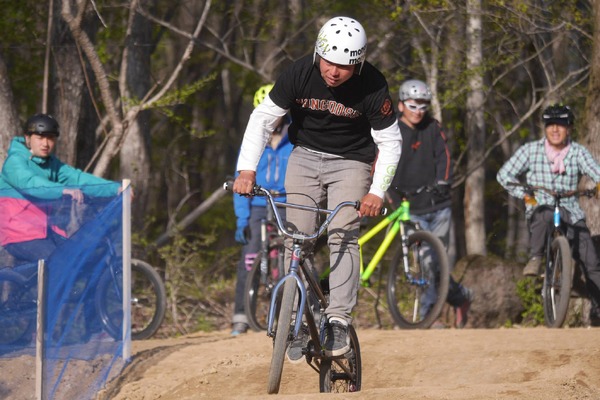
[236,94,402,199]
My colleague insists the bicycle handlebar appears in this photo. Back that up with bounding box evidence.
[506,181,597,199]
[224,182,387,242]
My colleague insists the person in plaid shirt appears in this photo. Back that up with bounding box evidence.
[497,103,600,325]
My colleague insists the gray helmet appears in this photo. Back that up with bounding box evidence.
[25,114,60,136]
[399,79,432,102]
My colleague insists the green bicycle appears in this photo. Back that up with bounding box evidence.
[357,192,450,329]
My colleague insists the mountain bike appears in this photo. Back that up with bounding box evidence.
[225,182,362,394]
[358,188,450,329]
[0,238,166,345]
[508,182,596,328]
[243,192,286,332]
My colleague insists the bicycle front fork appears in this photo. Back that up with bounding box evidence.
[266,245,306,338]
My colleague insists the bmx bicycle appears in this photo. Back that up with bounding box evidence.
[508,182,596,327]
[226,182,362,393]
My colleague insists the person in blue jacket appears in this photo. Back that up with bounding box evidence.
[231,85,293,335]
[0,113,122,262]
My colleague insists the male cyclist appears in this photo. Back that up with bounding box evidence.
[497,104,600,325]
[233,16,402,358]
[388,79,473,328]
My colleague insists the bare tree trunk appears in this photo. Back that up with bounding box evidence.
[464,0,487,255]
[0,52,20,160]
[52,5,99,167]
[121,6,153,227]
[581,0,600,235]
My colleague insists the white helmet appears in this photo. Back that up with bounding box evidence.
[314,17,367,72]
[399,79,432,101]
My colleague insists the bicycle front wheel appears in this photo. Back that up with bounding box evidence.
[543,236,573,328]
[387,230,450,329]
[267,278,295,394]
[96,258,167,340]
[0,270,35,345]
[245,246,283,332]
[319,324,361,392]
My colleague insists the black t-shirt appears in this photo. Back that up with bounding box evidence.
[269,55,396,164]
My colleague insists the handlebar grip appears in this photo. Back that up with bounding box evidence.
[223,181,263,196]
[354,201,388,216]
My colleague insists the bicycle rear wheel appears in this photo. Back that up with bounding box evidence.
[319,324,361,392]
[543,236,572,328]
[267,278,295,394]
[244,246,283,332]
[0,270,35,346]
[386,230,450,329]
[96,258,167,340]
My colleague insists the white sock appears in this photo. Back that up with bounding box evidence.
[328,316,348,326]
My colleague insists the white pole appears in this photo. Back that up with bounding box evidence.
[35,259,46,400]
[122,180,132,360]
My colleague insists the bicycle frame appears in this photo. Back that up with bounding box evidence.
[265,196,358,340]
[514,183,595,254]
[358,205,418,286]
[543,200,566,269]
[258,203,284,284]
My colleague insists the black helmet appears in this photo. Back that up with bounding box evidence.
[542,104,574,127]
[25,114,59,136]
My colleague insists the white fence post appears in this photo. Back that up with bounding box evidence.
[122,180,132,360]
[35,259,46,400]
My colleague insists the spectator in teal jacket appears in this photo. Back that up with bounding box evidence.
[0,113,121,262]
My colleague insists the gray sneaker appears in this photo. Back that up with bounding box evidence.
[324,320,350,358]
[523,257,542,277]
[286,324,308,364]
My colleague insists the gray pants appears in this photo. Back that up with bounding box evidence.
[284,146,372,323]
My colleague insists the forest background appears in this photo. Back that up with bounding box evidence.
[1,0,600,335]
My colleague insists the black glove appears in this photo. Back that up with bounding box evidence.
[435,181,450,194]
[432,181,451,203]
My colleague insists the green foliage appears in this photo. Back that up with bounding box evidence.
[515,277,543,326]
[157,228,238,336]
[150,73,218,110]
[148,73,219,139]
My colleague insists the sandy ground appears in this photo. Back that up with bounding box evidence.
[79,327,600,400]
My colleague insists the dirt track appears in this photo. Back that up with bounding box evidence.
[92,327,600,399]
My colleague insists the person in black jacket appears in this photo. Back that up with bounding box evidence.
[388,79,473,328]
